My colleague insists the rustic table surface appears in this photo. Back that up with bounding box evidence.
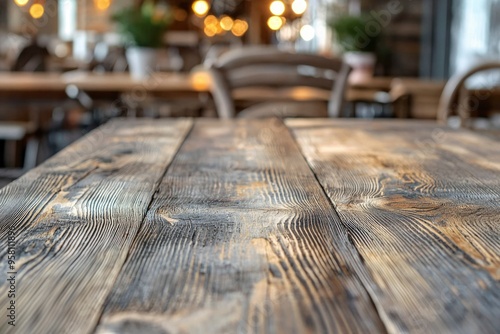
[0,119,498,333]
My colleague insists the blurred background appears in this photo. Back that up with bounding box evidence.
[2,0,499,76]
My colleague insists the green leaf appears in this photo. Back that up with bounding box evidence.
[112,2,173,48]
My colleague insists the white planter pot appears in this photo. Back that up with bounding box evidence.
[126,47,158,80]
[343,51,376,84]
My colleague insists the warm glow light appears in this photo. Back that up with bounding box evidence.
[291,0,307,15]
[14,0,29,6]
[231,19,248,37]
[219,16,234,31]
[204,26,217,37]
[29,4,44,19]
[267,16,284,31]
[216,24,224,34]
[204,15,218,26]
[191,71,211,90]
[94,0,111,11]
[300,24,315,41]
[192,0,210,17]
[269,1,285,16]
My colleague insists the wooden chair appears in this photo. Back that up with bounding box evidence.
[438,61,500,129]
[11,42,49,72]
[0,40,52,176]
[0,120,38,189]
[208,47,351,119]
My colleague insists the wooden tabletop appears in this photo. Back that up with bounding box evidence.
[1,119,499,333]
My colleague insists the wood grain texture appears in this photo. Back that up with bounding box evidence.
[0,119,192,333]
[96,119,385,334]
[288,119,500,333]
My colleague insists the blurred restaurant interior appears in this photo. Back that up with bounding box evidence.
[0,0,499,187]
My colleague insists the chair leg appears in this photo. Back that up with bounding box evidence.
[4,141,19,168]
[23,136,39,170]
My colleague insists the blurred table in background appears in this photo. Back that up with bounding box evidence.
[0,72,452,120]
[391,78,446,119]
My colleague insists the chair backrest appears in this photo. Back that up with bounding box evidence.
[90,46,128,73]
[438,61,500,127]
[208,47,351,119]
[11,42,49,72]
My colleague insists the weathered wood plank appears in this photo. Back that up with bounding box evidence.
[287,119,500,333]
[96,119,386,334]
[0,119,192,333]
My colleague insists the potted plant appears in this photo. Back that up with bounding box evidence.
[112,1,172,79]
[329,15,382,83]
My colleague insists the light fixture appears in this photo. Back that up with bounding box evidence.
[192,0,210,17]
[269,1,285,16]
[29,3,44,19]
[291,0,307,15]
[267,16,284,31]
[14,0,29,6]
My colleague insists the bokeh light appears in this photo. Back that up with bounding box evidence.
[269,1,285,16]
[300,24,315,41]
[267,16,285,31]
[29,4,45,19]
[291,0,307,15]
[14,0,29,6]
[191,71,211,90]
[204,26,217,37]
[232,19,248,37]
[192,0,210,17]
[204,15,218,26]
[220,16,234,31]
[94,0,111,11]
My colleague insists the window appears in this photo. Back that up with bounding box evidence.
[452,0,500,79]
[58,0,77,41]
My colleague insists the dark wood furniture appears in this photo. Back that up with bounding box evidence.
[390,78,446,119]
[1,118,498,333]
[438,61,500,127]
